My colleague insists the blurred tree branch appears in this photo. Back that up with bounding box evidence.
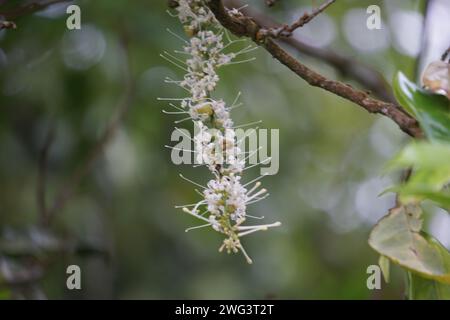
[204,0,422,138]
[45,36,135,222]
[36,126,55,226]
[0,10,132,297]
[0,0,72,21]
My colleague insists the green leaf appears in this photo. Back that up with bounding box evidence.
[385,142,450,210]
[369,205,450,285]
[407,271,450,300]
[397,187,450,210]
[393,72,450,142]
[386,141,450,173]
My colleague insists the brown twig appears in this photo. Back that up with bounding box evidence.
[46,37,135,221]
[279,0,335,36]
[0,0,71,21]
[208,0,422,138]
[224,0,395,102]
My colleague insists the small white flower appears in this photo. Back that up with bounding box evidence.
[227,8,244,18]
[209,215,222,232]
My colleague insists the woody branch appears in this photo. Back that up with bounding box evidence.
[205,0,422,138]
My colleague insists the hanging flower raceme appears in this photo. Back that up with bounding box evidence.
[162,0,280,263]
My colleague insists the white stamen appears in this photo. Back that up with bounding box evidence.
[246,188,267,202]
[163,51,187,65]
[243,174,268,187]
[246,193,270,205]
[175,200,206,208]
[231,91,242,108]
[182,207,210,223]
[185,223,212,232]
[237,221,281,231]
[245,214,265,220]
[224,57,257,66]
[164,145,197,153]
[179,173,206,189]
[243,157,271,171]
[239,244,253,264]
[162,110,188,114]
[157,97,191,101]
[174,116,192,124]
[166,28,188,44]
[174,127,195,142]
[232,120,263,129]
[160,54,189,72]
[246,181,262,196]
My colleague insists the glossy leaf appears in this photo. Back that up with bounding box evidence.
[393,72,450,142]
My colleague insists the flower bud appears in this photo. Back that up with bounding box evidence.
[196,103,213,116]
[422,61,450,99]
[184,25,196,37]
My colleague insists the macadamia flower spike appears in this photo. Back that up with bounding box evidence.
[163,0,280,263]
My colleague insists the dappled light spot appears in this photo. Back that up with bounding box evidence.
[291,8,336,48]
[61,25,106,70]
[355,177,396,224]
[430,208,450,249]
[343,9,390,53]
[390,11,423,57]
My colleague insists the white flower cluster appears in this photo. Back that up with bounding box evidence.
[193,121,244,174]
[204,174,247,221]
[165,0,280,264]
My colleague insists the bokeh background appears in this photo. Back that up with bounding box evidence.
[0,0,449,299]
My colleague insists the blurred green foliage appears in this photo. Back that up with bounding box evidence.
[1,0,445,299]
